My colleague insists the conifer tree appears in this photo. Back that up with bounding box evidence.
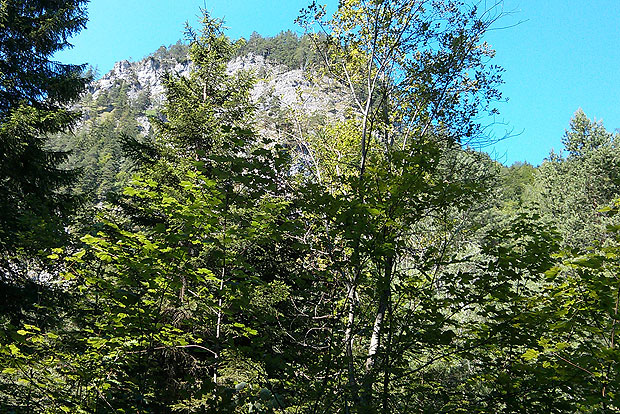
[536,110,620,248]
[0,0,89,258]
[0,1,89,410]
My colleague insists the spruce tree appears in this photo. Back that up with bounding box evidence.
[0,0,89,258]
[0,4,88,408]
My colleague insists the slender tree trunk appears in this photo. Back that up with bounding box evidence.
[362,254,394,411]
[213,270,224,384]
[344,278,359,414]
[366,254,393,371]
[381,304,393,414]
[214,187,229,384]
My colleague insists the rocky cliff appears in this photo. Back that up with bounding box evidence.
[55,43,349,199]
[85,48,348,137]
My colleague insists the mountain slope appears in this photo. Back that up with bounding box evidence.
[54,39,349,201]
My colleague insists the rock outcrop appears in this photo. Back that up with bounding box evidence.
[85,50,349,138]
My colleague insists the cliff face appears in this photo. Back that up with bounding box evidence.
[92,57,190,105]
[231,53,347,117]
[85,49,347,135]
[57,45,349,200]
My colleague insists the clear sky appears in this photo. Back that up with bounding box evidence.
[485,0,620,165]
[54,0,336,75]
[55,0,620,166]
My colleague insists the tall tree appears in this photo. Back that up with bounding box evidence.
[0,12,298,412]
[292,1,507,412]
[562,108,612,158]
[0,1,89,411]
[0,0,89,257]
[535,109,620,248]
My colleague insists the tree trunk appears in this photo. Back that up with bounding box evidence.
[362,254,394,410]
[344,279,359,414]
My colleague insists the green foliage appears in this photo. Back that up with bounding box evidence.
[0,3,89,409]
[51,41,191,208]
[0,11,303,413]
[534,109,620,248]
[0,164,295,411]
[0,0,89,256]
[450,213,565,412]
[499,161,537,208]
[152,40,190,65]
[70,168,291,411]
[0,0,88,113]
[53,81,148,202]
[563,108,612,157]
[151,14,255,172]
[530,199,620,412]
[290,1,508,411]
[6,2,620,413]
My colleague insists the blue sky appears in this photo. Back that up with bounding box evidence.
[485,0,620,165]
[54,0,335,74]
[55,0,620,166]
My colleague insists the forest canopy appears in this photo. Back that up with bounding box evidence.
[1,1,619,413]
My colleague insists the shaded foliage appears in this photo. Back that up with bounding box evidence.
[0,0,89,256]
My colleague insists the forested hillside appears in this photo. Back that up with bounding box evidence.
[2,1,620,413]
